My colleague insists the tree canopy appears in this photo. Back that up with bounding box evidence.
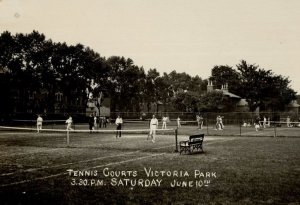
[211,60,297,112]
[0,31,297,115]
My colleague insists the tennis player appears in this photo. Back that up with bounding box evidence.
[88,114,94,133]
[149,115,158,143]
[36,115,43,133]
[177,116,181,127]
[66,116,73,130]
[115,115,123,138]
[199,115,204,129]
[162,116,167,129]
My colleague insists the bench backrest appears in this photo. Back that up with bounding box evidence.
[189,134,204,143]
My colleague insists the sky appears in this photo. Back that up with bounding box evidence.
[1,0,300,93]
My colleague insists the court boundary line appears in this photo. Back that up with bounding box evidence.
[0,152,166,187]
[0,147,75,158]
[0,151,140,177]
[0,138,235,181]
[0,129,178,157]
[0,141,176,177]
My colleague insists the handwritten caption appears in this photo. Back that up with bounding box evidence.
[67,167,217,188]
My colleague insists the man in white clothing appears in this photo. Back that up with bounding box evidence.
[177,116,181,127]
[66,116,73,130]
[36,115,43,133]
[149,115,158,143]
[115,115,123,138]
[162,116,167,129]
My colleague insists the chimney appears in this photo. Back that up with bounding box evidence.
[207,80,213,92]
[221,83,228,91]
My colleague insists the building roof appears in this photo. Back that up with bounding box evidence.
[236,99,248,106]
[287,100,300,108]
[215,89,241,99]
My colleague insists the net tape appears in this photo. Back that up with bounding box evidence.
[0,126,175,133]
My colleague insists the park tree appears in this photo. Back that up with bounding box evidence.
[143,69,160,112]
[171,91,200,112]
[210,65,241,94]
[167,72,206,112]
[236,60,296,112]
[260,74,297,111]
[154,73,172,112]
[0,31,19,114]
[106,56,146,113]
[197,91,224,112]
[0,31,54,112]
[76,46,109,115]
[189,75,206,93]
[168,71,192,93]
[0,30,110,114]
[121,64,146,112]
[50,42,109,113]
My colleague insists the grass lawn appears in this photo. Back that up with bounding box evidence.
[0,127,299,204]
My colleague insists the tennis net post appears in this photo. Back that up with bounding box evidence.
[174,128,178,152]
[67,130,70,146]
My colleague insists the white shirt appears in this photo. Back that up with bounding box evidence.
[66,118,72,125]
[150,118,158,126]
[115,117,123,125]
[37,117,43,125]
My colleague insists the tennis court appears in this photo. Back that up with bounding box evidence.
[0,122,299,204]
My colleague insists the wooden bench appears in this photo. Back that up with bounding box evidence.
[179,134,204,154]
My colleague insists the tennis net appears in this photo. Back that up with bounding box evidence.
[0,125,179,152]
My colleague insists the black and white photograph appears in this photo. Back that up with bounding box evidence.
[0,0,299,204]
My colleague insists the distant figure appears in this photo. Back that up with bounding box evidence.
[199,115,204,129]
[286,116,292,127]
[36,115,43,133]
[102,116,107,128]
[94,115,98,130]
[196,115,200,128]
[267,118,271,127]
[196,115,204,129]
[255,123,260,132]
[162,116,167,129]
[215,116,223,130]
[98,116,102,128]
[66,116,73,130]
[177,116,181,127]
[88,114,94,133]
[219,116,224,129]
[254,116,261,131]
[115,115,123,138]
[242,120,247,127]
[257,116,262,127]
[215,116,220,130]
[263,116,267,128]
[141,112,146,121]
[149,115,159,143]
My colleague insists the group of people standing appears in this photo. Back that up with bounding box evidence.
[88,114,107,133]
[285,116,300,128]
[215,115,224,130]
